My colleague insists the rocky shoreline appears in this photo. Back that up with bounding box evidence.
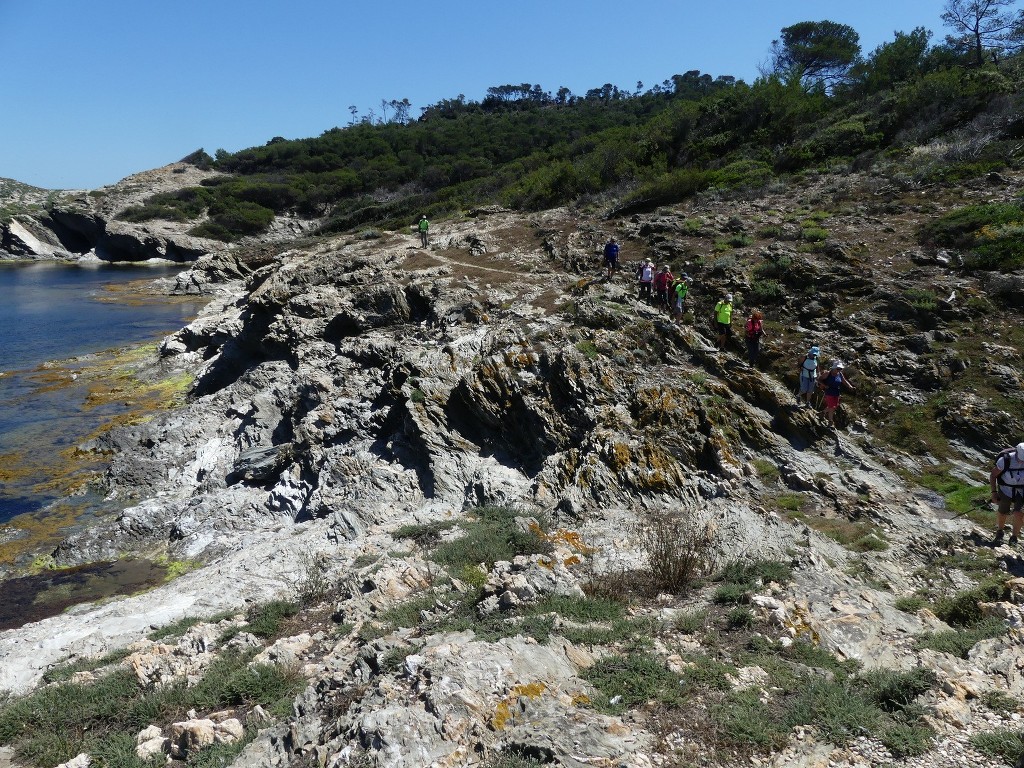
[2,167,1024,767]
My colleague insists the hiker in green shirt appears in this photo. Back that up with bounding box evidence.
[714,293,733,350]
[418,215,430,248]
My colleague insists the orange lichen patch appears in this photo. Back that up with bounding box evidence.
[563,555,582,567]
[570,693,591,707]
[608,442,631,472]
[491,682,548,731]
[537,557,555,570]
[490,700,513,731]
[528,523,597,556]
[512,682,547,699]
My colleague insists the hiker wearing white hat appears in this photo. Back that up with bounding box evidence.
[714,293,734,350]
[817,360,855,427]
[990,442,1024,545]
[796,345,820,407]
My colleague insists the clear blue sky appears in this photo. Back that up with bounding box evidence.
[1,0,945,190]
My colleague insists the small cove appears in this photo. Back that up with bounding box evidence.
[0,261,206,543]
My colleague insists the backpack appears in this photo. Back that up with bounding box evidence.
[996,449,1024,497]
[797,356,817,379]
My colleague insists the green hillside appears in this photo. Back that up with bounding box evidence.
[120,19,1024,262]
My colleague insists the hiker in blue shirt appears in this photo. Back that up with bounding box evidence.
[603,237,619,278]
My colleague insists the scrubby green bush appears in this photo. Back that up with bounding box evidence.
[430,506,551,571]
[903,287,938,311]
[582,652,683,713]
[971,729,1024,764]
[919,202,1024,270]
[749,279,785,302]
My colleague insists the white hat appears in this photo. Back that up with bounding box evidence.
[1016,442,1024,461]
[832,361,845,369]
[725,293,733,301]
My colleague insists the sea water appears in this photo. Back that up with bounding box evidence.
[0,261,207,522]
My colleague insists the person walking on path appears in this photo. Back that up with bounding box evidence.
[603,237,620,278]
[418,215,430,248]
[671,274,690,321]
[744,310,766,365]
[714,293,734,350]
[636,260,654,302]
[796,346,820,408]
[990,443,1024,545]
[818,361,855,427]
[653,265,674,313]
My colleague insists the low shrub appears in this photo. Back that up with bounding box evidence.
[934,581,1005,628]
[726,606,756,630]
[634,511,716,594]
[919,202,1024,271]
[749,279,785,303]
[245,600,299,639]
[894,596,927,614]
[971,729,1024,764]
[916,617,1007,658]
[392,519,456,547]
[430,506,552,571]
[581,652,682,713]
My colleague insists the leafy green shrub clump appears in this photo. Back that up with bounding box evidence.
[916,617,1006,658]
[624,168,717,209]
[894,596,927,614]
[392,519,456,547]
[726,606,756,630]
[919,202,1024,270]
[712,159,774,190]
[903,287,937,311]
[430,506,552,571]
[581,652,683,713]
[245,599,300,639]
[934,580,1005,628]
[971,729,1024,764]
[749,279,785,302]
[0,650,301,768]
[801,226,828,242]
[719,559,794,587]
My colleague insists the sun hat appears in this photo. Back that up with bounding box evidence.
[725,293,733,301]
[809,346,820,356]
[832,361,845,369]
[1016,442,1024,461]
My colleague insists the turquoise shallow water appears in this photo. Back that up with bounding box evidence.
[0,261,206,522]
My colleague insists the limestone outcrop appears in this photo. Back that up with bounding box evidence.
[2,167,1024,768]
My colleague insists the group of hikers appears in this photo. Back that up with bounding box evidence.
[602,237,1024,548]
[604,237,857,427]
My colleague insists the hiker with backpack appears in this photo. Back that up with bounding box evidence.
[818,361,855,427]
[714,294,734,350]
[418,215,430,248]
[636,260,654,302]
[990,443,1024,545]
[796,346,820,408]
[603,237,620,278]
[744,310,766,365]
[671,274,690,322]
[653,265,674,313]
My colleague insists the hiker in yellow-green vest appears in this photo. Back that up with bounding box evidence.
[714,293,733,350]
[418,215,430,248]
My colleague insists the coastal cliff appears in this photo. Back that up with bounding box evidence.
[2,162,1024,767]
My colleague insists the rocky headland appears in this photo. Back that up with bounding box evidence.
[2,164,1024,768]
